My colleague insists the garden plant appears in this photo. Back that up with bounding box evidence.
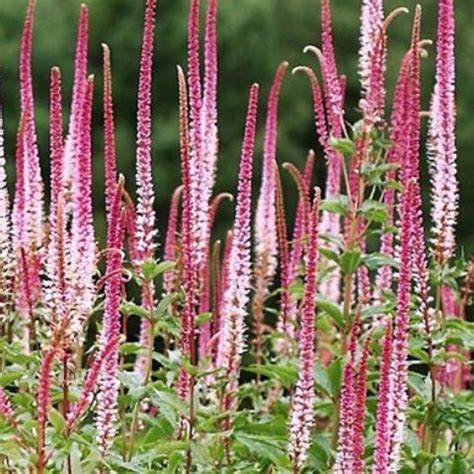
[0,0,472,472]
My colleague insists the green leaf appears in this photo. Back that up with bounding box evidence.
[359,200,387,223]
[340,249,362,274]
[329,136,356,156]
[362,253,399,271]
[195,312,213,327]
[49,407,66,433]
[320,195,350,216]
[316,297,344,328]
[141,260,175,281]
[244,364,298,387]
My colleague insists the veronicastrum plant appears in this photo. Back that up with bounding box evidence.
[0,0,473,473]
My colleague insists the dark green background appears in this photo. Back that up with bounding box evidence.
[0,0,473,254]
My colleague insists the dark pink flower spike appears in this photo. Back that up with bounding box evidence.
[63,4,88,191]
[19,0,44,250]
[292,65,341,301]
[163,185,183,295]
[428,0,457,264]
[352,333,372,474]
[288,188,320,471]
[177,65,196,399]
[199,192,233,356]
[37,348,58,471]
[69,76,96,337]
[388,178,416,471]
[216,83,259,387]
[254,62,288,366]
[135,0,158,262]
[333,353,356,473]
[67,336,120,430]
[373,318,393,474]
[255,61,288,286]
[320,0,343,121]
[375,54,410,297]
[274,165,292,349]
[102,44,118,217]
[289,150,316,279]
[44,67,66,324]
[96,178,125,455]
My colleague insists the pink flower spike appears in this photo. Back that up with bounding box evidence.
[67,336,120,430]
[333,353,356,473]
[216,83,259,384]
[359,0,385,120]
[177,65,196,399]
[0,387,17,427]
[96,178,125,455]
[255,61,288,284]
[163,185,183,295]
[102,44,118,216]
[373,318,393,474]
[44,67,67,324]
[19,0,44,250]
[428,0,457,264]
[288,189,320,471]
[37,348,58,470]
[353,333,372,474]
[0,93,13,314]
[135,0,158,262]
[63,4,88,192]
[388,177,416,472]
[69,76,96,336]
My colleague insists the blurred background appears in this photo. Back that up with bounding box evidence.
[0,0,473,254]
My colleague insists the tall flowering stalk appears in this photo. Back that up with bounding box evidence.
[43,67,67,327]
[102,44,118,216]
[68,76,96,337]
[387,178,415,472]
[428,0,457,264]
[216,83,259,400]
[288,189,320,472]
[63,4,89,195]
[359,0,385,120]
[0,91,12,317]
[96,179,125,455]
[134,0,158,377]
[253,62,287,369]
[373,318,394,473]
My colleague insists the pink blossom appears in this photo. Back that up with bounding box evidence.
[163,186,183,295]
[68,76,96,336]
[255,62,288,284]
[0,387,17,427]
[135,0,157,261]
[428,0,457,264]
[373,319,394,473]
[216,84,259,385]
[96,179,125,455]
[288,189,320,471]
[0,95,12,316]
[359,0,386,120]
[63,5,88,195]
[102,44,118,217]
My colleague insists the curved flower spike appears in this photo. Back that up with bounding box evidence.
[289,188,321,472]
